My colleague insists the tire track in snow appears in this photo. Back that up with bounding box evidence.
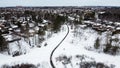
[50,24,69,68]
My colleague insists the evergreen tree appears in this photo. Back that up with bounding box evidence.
[0,35,8,51]
[52,15,66,32]
[94,38,100,49]
[103,43,111,53]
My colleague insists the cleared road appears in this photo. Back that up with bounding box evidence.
[50,24,69,68]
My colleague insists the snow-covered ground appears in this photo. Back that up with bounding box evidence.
[53,25,120,68]
[0,25,68,68]
[0,24,120,68]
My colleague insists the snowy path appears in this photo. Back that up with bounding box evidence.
[0,25,68,68]
[50,24,69,68]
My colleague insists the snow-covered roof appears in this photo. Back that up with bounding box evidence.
[8,28,13,31]
[79,25,87,28]
[59,14,64,16]
[23,21,27,24]
[109,21,113,24]
[34,26,39,31]
[83,21,94,24]
[3,34,13,41]
[29,23,35,27]
[29,29,35,33]
[38,23,45,27]
[116,27,120,30]
[0,20,6,22]
[98,11,105,14]
[11,25,18,29]
[106,25,114,28]
[21,23,26,26]
[68,16,75,21]
[95,23,101,26]
[115,22,120,26]
[42,20,48,23]
[14,29,21,32]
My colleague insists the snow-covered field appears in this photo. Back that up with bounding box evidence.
[0,24,120,68]
[0,25,68,68]
[53,25,120,68]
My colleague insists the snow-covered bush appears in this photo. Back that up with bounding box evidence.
[2,64,38,68]
[55,54,114,68]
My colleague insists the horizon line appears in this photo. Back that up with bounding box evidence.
[0,5,120,8]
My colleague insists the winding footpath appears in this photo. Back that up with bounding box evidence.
[50,24,69,68]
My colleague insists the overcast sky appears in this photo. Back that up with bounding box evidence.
[0,0,120,7]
